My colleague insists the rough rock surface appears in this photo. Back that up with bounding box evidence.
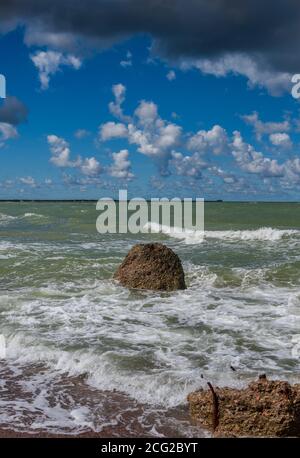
[188,376,300,437]
[114,243,186,291]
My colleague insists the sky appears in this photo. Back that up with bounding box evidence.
[1,0,300,200]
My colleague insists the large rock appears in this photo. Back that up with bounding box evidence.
[114,243,186,291]
[188,376,300,437]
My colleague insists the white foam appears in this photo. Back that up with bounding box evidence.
[0,212,18,226]
[0,212,46,227]
[2,261,299,410]
[145,222,299,243]
[23,212,46,219]
[144,222,204,244]
[205,227,299,241]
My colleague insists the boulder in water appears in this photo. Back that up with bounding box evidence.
[114,243,186,291]
[188,376,300,437]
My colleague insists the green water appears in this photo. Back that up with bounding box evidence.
[0,201,300,434]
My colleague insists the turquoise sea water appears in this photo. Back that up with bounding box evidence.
[0,202,300,436]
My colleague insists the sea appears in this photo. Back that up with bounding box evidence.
[0,201,299,437]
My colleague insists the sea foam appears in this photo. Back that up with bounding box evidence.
[145,222,299,243]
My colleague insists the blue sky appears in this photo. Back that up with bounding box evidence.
[1,9,300,200]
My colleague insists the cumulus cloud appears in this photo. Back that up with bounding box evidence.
[242,112,290,140]
[210,167,241,185]
[187,125,229,155]
[128,100,182,175]
[109,149,134,179]
[170,151,208,178]
[48,134,102,176]
[134,101,159,127]
[99,121,128,141]
[30,50,81,89]
[284,158,300,184]
[47,134,78,167]
[232,131,284,177]
[109,83,130,121]
[80,157,101,176]
[131,100,181,154]
[102,85,183,175]
[0,1,299,95]
[269,132,292,149]
[0,122,18,147]
[101,85,250,179]
[44,83,300,194]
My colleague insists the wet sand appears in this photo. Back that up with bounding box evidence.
[0,361,204,438]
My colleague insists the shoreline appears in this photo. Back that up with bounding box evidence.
[0,360,204,438]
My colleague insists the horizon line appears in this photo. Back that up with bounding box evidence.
[1,199,300,203]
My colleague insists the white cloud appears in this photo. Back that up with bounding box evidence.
[166,70,176,81]
[127,101,182,174]
[102,88,234,177]
[99,121,128,141]
[120,51,132,68]
[130,101,181,155]
[182,53,292,96]
[74,129,90,139]
[19,176,37,187]
[242,111,290,140]
[0,122,18,146]
[281,158,300,185]
[109,149,134,179]
[170,151,207,178]
[134,100,158,127]
[104,88,182,175]
[80,157,101,176]
[232,131,284,177]
[30,50,82,90]
[187,125,229,155]
[99,85,300,191]
[47,134,103,179]
[269,132,292,149]
[109,83,130,121]
[0,179,14,189]
[47,134,77,167]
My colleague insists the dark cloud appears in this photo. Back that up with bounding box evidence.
[0,1,299,80]
[0,96,28,125]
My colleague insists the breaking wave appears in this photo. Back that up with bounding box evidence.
[0,212,46,226]
[145,222,299,243]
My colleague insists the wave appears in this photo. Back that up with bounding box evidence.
[3,333,203,408]
[145,222,300,243]
[0,212,46,227]
[206,227,299,241]
[0,212,18,226]
[23,212,46,219]
[144,222,204,244]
